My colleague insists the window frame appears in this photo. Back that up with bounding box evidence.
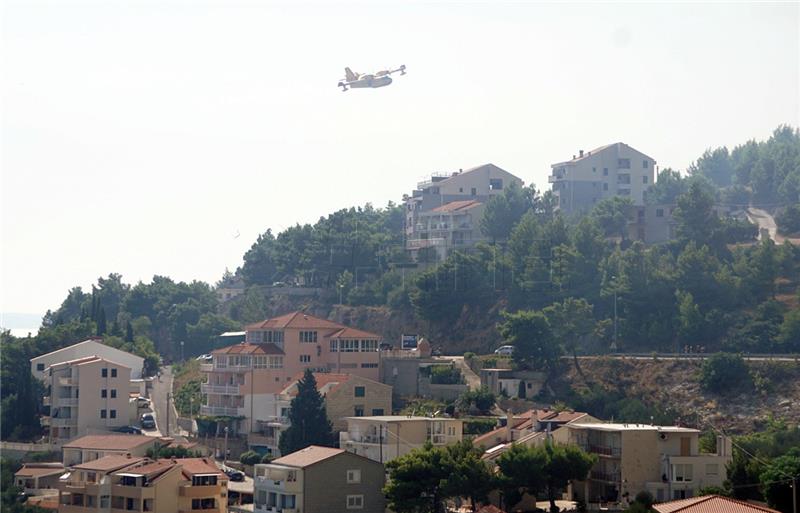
[346,494,364,509]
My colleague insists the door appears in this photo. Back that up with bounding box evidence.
[680,437,691,456]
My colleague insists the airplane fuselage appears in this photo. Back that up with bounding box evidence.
[348,75,393,88]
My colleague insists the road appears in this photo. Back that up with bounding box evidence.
[438,356,481,390]
[150,365,180,437]
[746,207,781,242]
[572,353,800,362]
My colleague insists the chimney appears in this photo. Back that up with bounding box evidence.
[505,410,513,441]
[579,150,584,157]
[126,453,132,459]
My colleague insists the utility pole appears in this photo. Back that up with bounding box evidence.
[792,477,797,513]
[165,392,171,436]
[223,426,229,465]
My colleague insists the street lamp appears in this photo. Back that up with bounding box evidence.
[180,341,184,361]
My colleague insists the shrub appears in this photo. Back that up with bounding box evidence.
[429,366,463,385]
[260,454,273,464]
[700,353,751,394]
[776,205,800,235]
[240,450,261,466]
[458,387,496,414]
[463,418,498,435]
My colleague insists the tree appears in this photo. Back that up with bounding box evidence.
[457,387,496,415]
[676,291,704,345]
[778,308,800,352]
[278,370,334,455]
[673,181,719,248]
[542,443,597,512]
[688,147,734,187]
[384,442,452,513]
[239,450,262,465]
[645,168,686,205]
[543,298,595,381]
[480,182,535,242]
[96,307,107,336]
[441,440,496,511]
[499,310,560,372]
[760,447,800,513]
[700,353,751,394]
[776,205,800,235]
[591,197,633,240]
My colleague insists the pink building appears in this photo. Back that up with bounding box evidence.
[201,312,381,437]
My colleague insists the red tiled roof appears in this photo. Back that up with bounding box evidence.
[431,199,483,213]
[245,312,346,331]
[73,455,145,472]
[282,373,351,396]
[211,343,284,355]
[271,445,344,468]
[119,460,177,480]
[175,458,226,480]
[653,495,781,513]
[328,327,380,339]
[472,409,589,448]
[14,464,65,478]
[63,434,156,451]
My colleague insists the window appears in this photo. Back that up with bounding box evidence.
[603,168,609,176]
[36,363,45,371]
[489,178,503,190]
[354,406,364,417]
[618,158,631,169]
[643,159,649,168]
[111,369,117,378]
[431,186,440,195]
[706,464,719,476]
[672,464,694,482]
[300,331,318,343]
[300,355,311,363]
[471,187,477,196]
[330,340,339,352]
[101,389,107,398]
[110,409,116,419]
[459,187,463,192]
[656,208,664,217]
[100,409,107,419]
[361,363,378,368]
[102,368,108,378]
[372,408,384,416]
[341,340,358,352]
[111,389,116,398]
[253,356,267,369]
[603,183,608,191]
[643,175,649,184]
[100,496,110,508]
[360,340,378,352]
[347,495,364,509]
[619,188,630,195]
[618,174,631,184]
[281,494,296,509]
[354,386,365,397]
[592,167,596,173]
[347,469,361,483]
[269,356,283,369]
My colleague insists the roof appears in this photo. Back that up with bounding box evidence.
[346,415,460,423]
[472,409,590,448]
[15,463,65,478]
[63,434,156,451]
[73,455,146,472]
[282,373,351,396]
[175,458,226,480]
[568,423,700,433]
[430,199,483,213]
[328,326,380,339]
[118,460,176,479]
[271,445,344,468]
[551,142,656,167]
[211,343,284,355]
[31,339,143,363]
[245,311,346,331]
[653,495,781,513]
[425,164,521,189]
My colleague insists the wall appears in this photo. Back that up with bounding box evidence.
[304,452,385,513]
[31,340,144,381]
[325,377,392,432]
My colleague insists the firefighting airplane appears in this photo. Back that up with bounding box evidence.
[337,65,406,91]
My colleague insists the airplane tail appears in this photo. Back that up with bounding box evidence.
[345,67,358,81]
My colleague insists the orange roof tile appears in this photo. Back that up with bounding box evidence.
[245,312,347,331]
[175,458,226,479]
[211,343,284,355]
[328,327,380,339]
[653,495,781,513]
[14,464,65,478]
[431,199,483,213]
[73,455,146,472]
[118,460,177,480]
[63,434,156,451]
[282,373,351,396]
[271,445,344,468]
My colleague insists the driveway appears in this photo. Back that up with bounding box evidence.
[150,365,181,437]
[438,356,481,390]
[746,207,781,242]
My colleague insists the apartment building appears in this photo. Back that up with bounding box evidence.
[43,356,132,442]
[404,164,524,260]
[31,339,144,381]
[552,423,732,508]
[57,455,228,513]
[340,415,463,463]
[550,143,656,214]
[473,409,598,453]
[62,435,162,466]
[254,445,385,513]
[15,463,65,495]
[201,312,382,435]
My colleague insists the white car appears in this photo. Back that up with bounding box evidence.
[135,396,151,408]
[494,345,515,356]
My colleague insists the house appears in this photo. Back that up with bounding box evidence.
[473,409,597,455]
[61,434,162,466]
[217,275,246,302]
[653,494,781,513]
[42,356,133,442]
[480,368,546,399]
[552,423,733,508]
[201,312,381,436]
[404,164,524,260]
[31,339,144,381]
[550,143,656,214]
[340,415,463,463]
[15,463,65,495]
[379,340,468,401]
[254,445,385,513]
[57,456,228,513]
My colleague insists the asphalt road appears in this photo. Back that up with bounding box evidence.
[746,207,780,242]
[150,365,176,437]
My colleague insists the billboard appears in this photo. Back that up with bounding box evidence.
[401,334,418,349]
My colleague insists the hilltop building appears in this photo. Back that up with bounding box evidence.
[31,339,144,381]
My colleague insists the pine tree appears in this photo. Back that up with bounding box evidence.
[110,319,122,337]
[278,369,334,455]
[125,321,135,343]
[96,307,107,336]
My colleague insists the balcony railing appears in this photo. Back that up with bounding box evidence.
[57,398,79,407]
[200,364,213,372]
[201,383,241,395]
[406,238,446,249]
[590,470,621,483]
[51,417,78,427]
[589,445,621,457]
[58,377,77,386]
[200,405,240,416]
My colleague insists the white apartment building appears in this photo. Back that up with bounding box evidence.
[31,339,144,381]
[43,356,132,442]
[550,143,656,214]
[339,416,463,463]
[404,164,524,260]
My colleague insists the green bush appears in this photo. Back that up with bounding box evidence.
[458,387,496,414]
[700,353,751,394]
[463,418,498,435]
[776,205,800,235]
[429,366,463,385]
[260,453,273,464]
[240,450,261,466]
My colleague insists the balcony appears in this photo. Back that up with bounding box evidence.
[58,377,78,386]
[57,397,79,407]
[590,470,621,483]
[111,484,156,499]
[200,364,213,372]
[200,405,240,417]
[180,484,222,497]
[254,507,297,513]
[41,416,51,426]
[201,383,241,396]
[548,175,564,183]
[406,237,446,249]
[589,445,621,457]
[51,417,78,427]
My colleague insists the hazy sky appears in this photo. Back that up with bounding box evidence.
[2,1,798,320]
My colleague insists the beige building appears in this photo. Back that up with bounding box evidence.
[552,423,732,508]
[31,339,144,381]
[43,356,133,442]
[404,163,524,259]
[57,455,228,513]
[340,416,463,463]
[254,445,385,513]
[62,435,162,467]
[550,143,656,214]
[15,463,65,496]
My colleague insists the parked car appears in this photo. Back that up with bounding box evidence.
[271,281,287,288]
[114,425,144,435]
[140,413,156,430]
[135,396,151,408]
[195,354,213,361]
[494,345,515,356]
[224,468,245,482]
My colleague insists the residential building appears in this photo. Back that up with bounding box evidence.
[379,341,468,401]
[15,463,65,496]
[254,445,385,513]
[552,423,732,508]
[217,275,246,302]
[201,312,381,436]
[61,435,162,466]
[479,369,546,399]
[473,409,598,454]
[31,339,144,381]
[57,456,228,513]
[340,415,463,463]
[653,494,781,513]
[550,143,656,214]
[43,356,132,442]
[404,164,524,260]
